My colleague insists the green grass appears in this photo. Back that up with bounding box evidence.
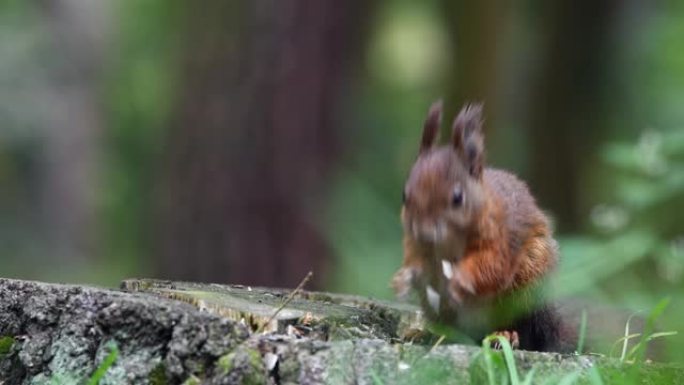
[469,298,679,385]
[478,335,537,385]
[577,309,588,355]
[86,342,119,385]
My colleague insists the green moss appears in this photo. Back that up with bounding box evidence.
[0,336,14,355]
[182,375,201,385]
[277,355,300,381]
[217,352,236,374]
[402,358,460,385]
[148,363,167,385]
[299,292,335,302]
[192,361,205,376]
[216,347,267,385]
[246,348,263,368]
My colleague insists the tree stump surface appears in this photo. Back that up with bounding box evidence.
[0,278,681,384]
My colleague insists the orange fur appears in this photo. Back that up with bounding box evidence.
[513,224,558,288]
[452,194,513,299]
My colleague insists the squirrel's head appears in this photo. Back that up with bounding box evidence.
[401,101,486,245]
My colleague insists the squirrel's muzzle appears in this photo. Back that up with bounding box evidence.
[411,219,448,244]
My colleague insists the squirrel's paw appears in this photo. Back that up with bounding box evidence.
[447,264,476,303]
[489,330,520,350]
[391,267,417,300]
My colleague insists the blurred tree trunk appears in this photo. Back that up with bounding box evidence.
[442,0,622,232]
[526,1,621,232]
[156,1,371,288]
[441,0,511,135]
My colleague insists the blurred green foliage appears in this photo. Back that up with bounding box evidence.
[101,0,179,278]
[557,129,684,361]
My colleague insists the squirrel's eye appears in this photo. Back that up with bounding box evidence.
[452,187,464,207]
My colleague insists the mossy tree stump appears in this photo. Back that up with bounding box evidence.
[0,278,681,384]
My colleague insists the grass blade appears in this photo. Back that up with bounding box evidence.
[480,339,497,385]
[620,311,642,361]
[646,331,678,340]
[628,298,671,363]
[609,333,641,358]
[494,335,520,385]
[587,366,605,385]
[576,309,587,354]
[371,370,385,385]
[521,366,538,385]
[625,330,678,361]
[87,342,119,385]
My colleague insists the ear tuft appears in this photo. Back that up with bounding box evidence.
[420,100,443,152]
[452,103,485,178]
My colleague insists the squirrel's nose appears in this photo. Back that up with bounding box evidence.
[413,220,447,244]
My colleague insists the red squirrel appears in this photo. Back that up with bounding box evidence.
[392,101,567,352]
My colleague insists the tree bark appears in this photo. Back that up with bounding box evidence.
[156,0,372,288]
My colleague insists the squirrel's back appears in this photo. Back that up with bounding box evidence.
[483,167,559,290]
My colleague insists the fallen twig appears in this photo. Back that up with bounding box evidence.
[257,271,313,334]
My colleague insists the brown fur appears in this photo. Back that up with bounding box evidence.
[393,102,562,352]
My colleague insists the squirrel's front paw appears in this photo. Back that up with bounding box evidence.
[447,263,476,304]
[391,267,417,300]
[488,330,520,350]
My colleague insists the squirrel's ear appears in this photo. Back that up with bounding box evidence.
[452,103,485,178]
[420,100,443,153]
